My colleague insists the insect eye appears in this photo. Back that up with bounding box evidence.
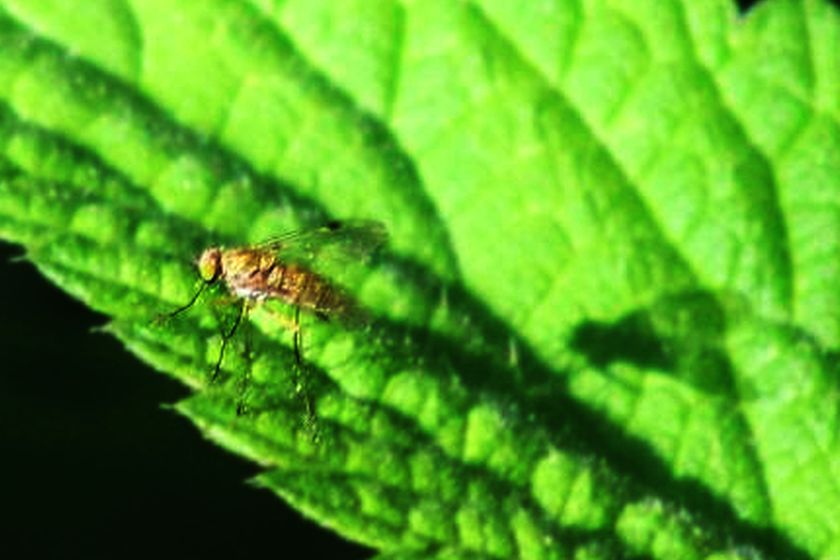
[198,249,221,283]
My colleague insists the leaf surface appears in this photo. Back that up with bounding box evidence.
[1,0,839,558]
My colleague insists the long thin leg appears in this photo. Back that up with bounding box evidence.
[235,312,254,416]
[291,307,316,437]
[212,299,249,382]
[292,305,306,402]
[292,305,302,366]
[245,305,317,438]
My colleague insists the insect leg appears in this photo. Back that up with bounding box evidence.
[291,306,317,437]
[251,304,317,436]
[212,298,250,383]
[292,305,303,366]
[235,308,256,416]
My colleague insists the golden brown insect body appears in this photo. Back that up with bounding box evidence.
[198,246,351,319]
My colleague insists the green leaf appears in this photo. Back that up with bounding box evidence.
[1,0,839,558]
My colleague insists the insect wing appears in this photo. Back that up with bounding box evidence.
[256,220,387,270]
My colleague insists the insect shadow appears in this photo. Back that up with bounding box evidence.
[568,289,743,398]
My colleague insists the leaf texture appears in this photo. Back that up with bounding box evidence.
[0,1,839,558]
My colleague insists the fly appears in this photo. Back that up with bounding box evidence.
[160,219,387,391]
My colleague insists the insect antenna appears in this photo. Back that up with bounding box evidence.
[157,280,210,322]
[211,300,251,382]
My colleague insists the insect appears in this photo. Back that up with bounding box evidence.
[161,220,387,387]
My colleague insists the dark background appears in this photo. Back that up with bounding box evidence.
[0,1,804,558]
[0,240,375,559]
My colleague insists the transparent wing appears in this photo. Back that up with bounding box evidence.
[255,220,388,270]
